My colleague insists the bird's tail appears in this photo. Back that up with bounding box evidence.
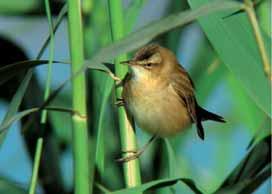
[197,106,225,123]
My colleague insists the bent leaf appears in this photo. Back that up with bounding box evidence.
[0,108,38,134]
[0,60,54,85]
[94,74,114,175]
[86,1,242,70]
[188,0,271,117]
[215,135,271,193]
[109,177,202,194]
[0,71,33,145]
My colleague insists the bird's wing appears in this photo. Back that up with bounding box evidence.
[170,66,205,139]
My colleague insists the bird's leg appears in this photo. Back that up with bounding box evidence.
[115,98,125,107]
[116,134,158,162]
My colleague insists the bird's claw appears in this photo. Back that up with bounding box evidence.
[121,150,137,154]
[116,150,143,163]
[115,98,125,107]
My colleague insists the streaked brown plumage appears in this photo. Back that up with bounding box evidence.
[121,44,225,140]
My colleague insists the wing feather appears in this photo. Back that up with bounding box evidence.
[170,65,205,139]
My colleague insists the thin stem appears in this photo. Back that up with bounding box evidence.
[28,138,43,194]
[243,0,271,80]
[107,0,142,188]
[41,0,55,123]
[28,1,55,193]
[67,0,91,193]
[36,4,67,60]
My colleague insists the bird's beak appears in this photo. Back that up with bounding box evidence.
[120,60,136,66]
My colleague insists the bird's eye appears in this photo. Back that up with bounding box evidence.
[144,63,152,68]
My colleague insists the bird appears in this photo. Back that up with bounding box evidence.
[117,44,225,162]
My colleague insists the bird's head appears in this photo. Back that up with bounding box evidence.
[121,44,178,81]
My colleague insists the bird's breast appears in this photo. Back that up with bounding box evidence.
[122,80,191,137]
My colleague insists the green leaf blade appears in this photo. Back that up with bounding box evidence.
[110,177,202,194]
[188,0,271,117]
[0,71,33,145]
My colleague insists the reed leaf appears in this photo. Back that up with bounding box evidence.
[188,0,271,117]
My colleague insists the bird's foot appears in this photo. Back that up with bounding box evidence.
[121,149,138,154]
[115,98,125,107]
[116,150,144,163]
[116,135,158,163]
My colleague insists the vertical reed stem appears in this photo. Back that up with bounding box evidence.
[67,0,91,193]
[107,0,142,188]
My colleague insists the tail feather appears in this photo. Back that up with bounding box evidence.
[194,106,225,140]
[196,119,205,140]
[197,106,225,123]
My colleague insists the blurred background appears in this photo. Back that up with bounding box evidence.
[0,0,270,194]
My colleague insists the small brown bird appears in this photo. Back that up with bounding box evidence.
[118,44,225,162]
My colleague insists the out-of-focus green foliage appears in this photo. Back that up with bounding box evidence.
[0,177,27,194]
[257,0,271,37]
[0,0,38,14]
[215,135,271,194]
[125,0,149,31]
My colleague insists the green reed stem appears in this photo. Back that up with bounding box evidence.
[41,0,54,123]
[107,0,142,188]
[67,0,91,193]
[28,138,43,194]
[28,1,55,193]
